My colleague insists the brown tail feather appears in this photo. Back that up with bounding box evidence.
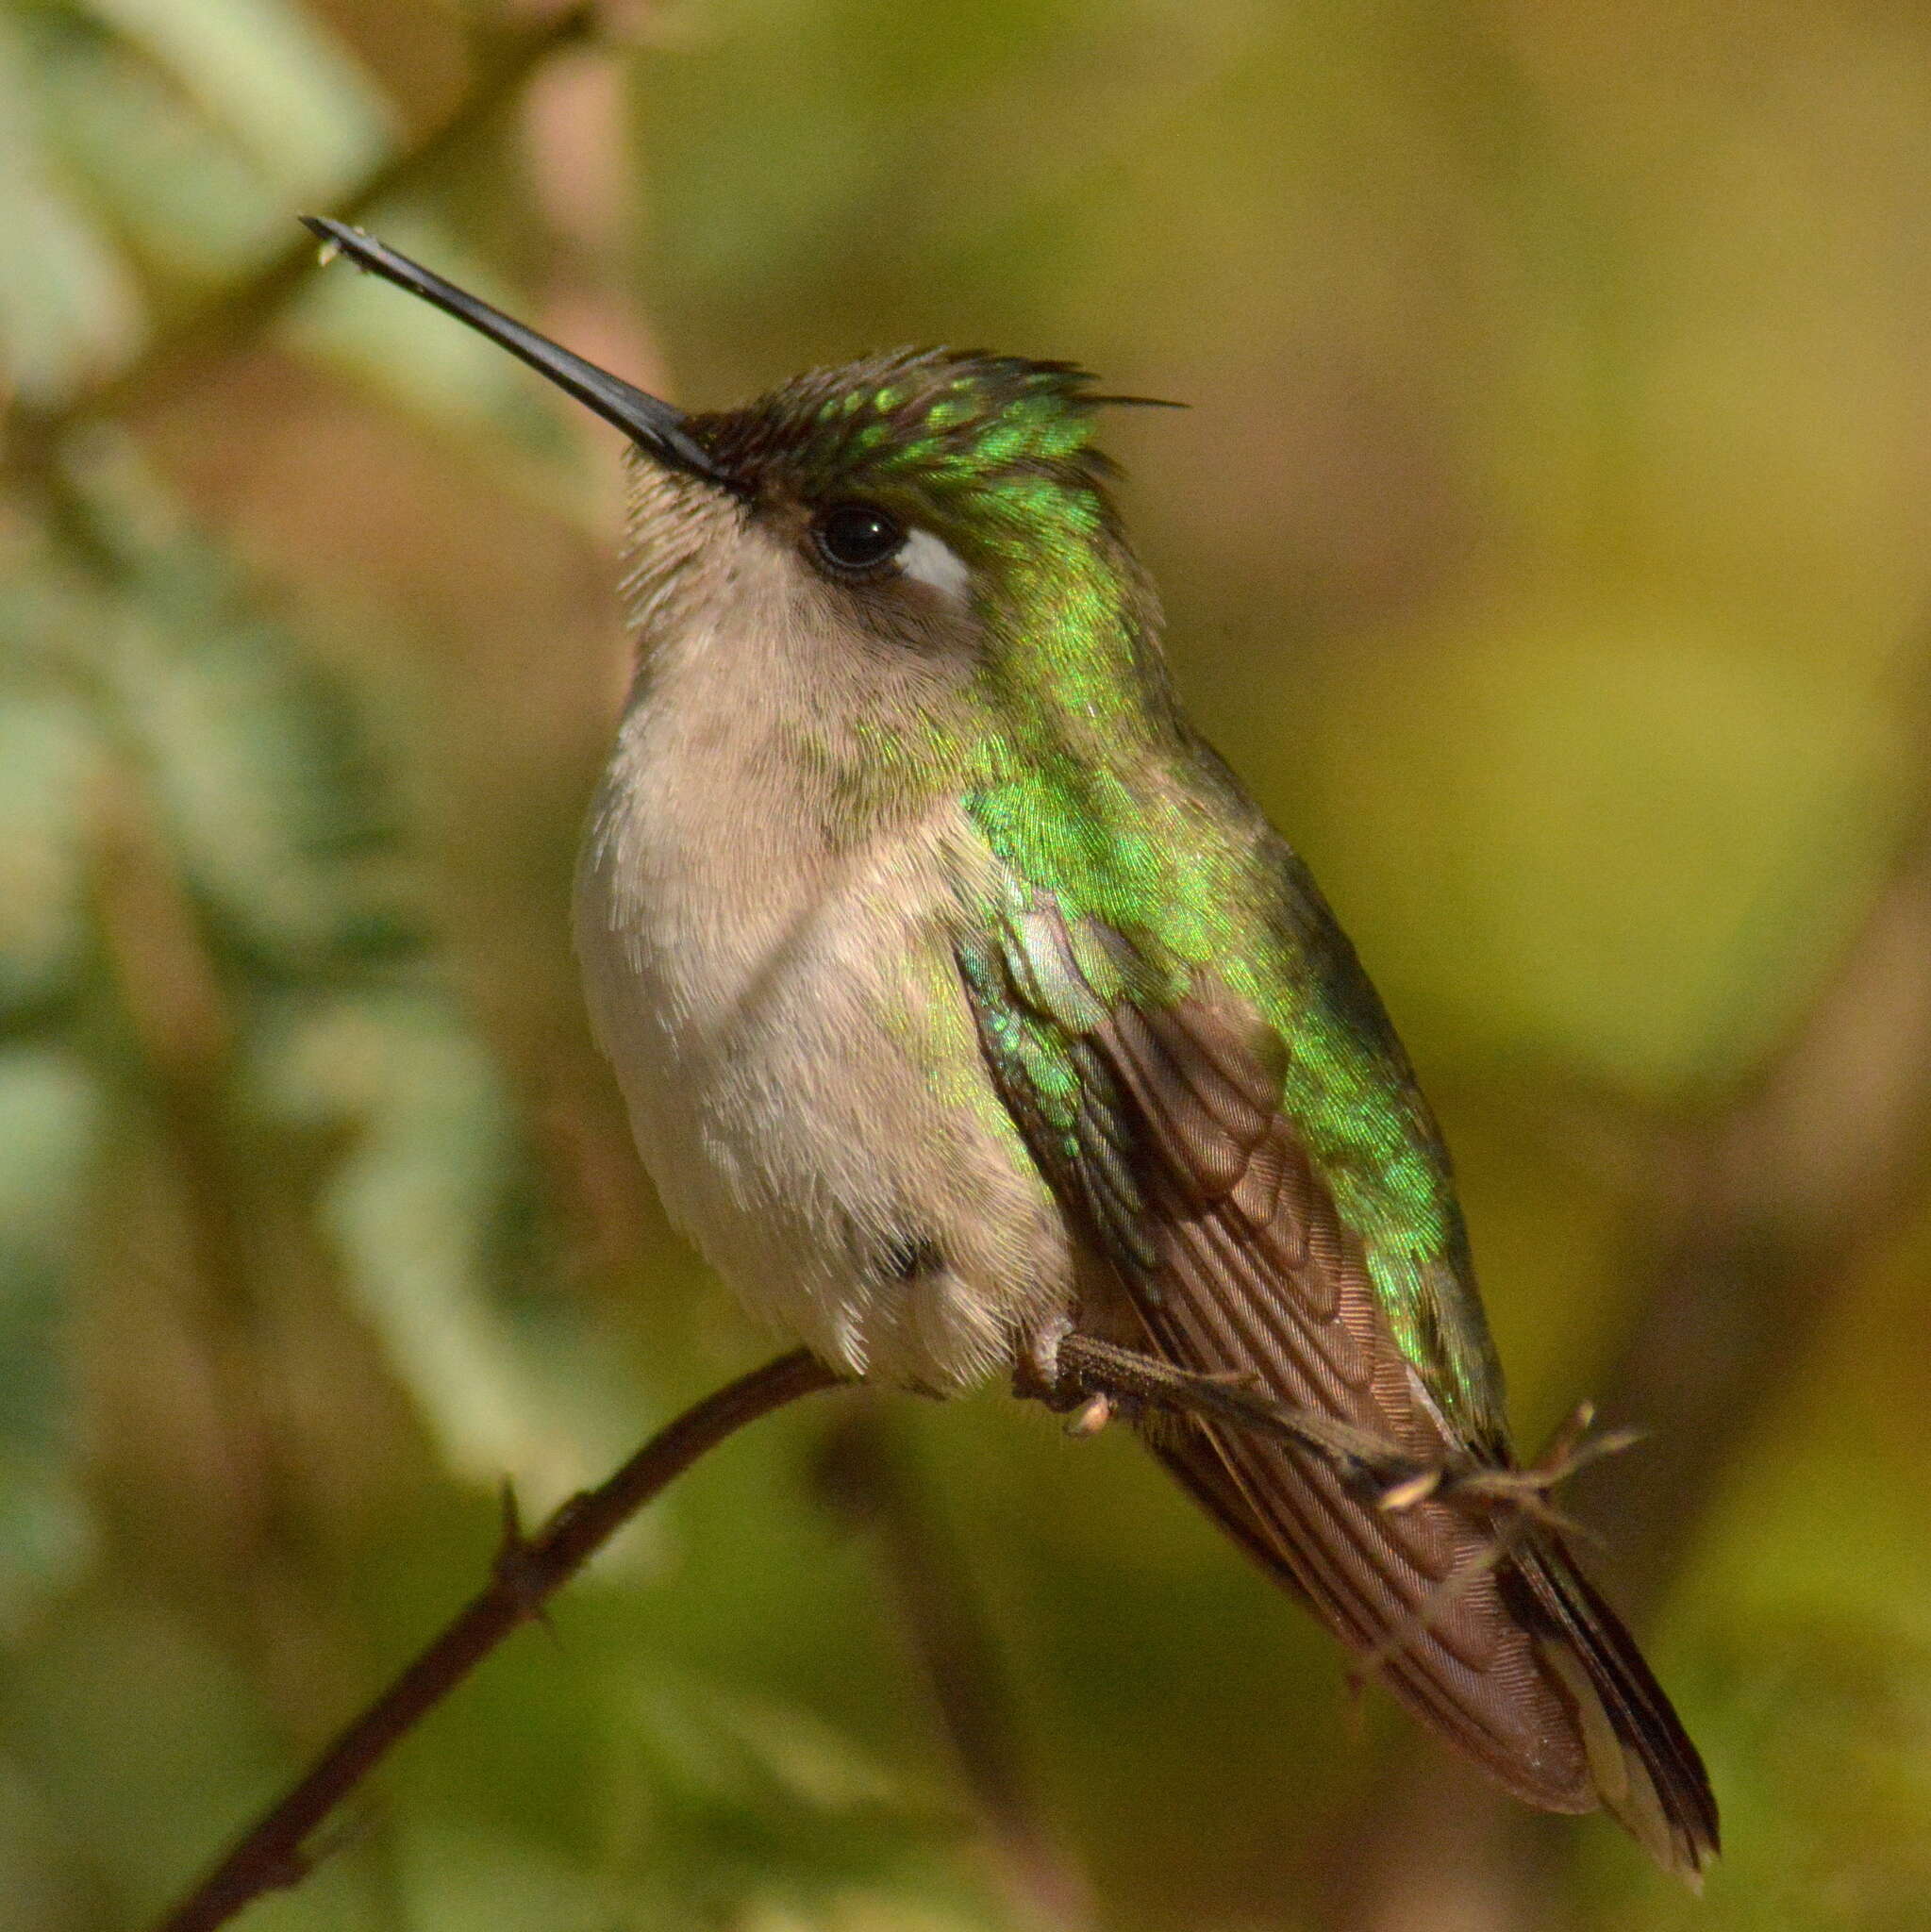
[1504,1539,1719,1884]
[1154,1427,1718,1882]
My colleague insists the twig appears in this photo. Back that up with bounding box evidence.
[154,1348,842,1932]
[5,2,599,461]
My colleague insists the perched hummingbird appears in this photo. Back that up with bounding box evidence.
[304,218,1717,1879]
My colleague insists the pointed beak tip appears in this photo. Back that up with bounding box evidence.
[289,216,733,491]
[298,215,388,280]
[300,214,346,269]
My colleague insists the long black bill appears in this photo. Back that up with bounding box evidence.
[299,216,728,485]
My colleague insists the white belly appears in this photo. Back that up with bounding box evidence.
[573,698,1074,1391]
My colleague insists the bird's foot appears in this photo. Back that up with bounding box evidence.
[1014,1321,1113,1435]
[1039,1333,1414,1491]
[1062,1392,1115,1437]
[1031,1336,1637,1529]
[1396,1403,1640,1530]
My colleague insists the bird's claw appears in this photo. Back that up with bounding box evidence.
[1029,1335,1637,1535]
[1063,1392,1115,1437]
[1370,1405,1641,1529]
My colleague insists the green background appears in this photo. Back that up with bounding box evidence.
[4,2,1931,1926]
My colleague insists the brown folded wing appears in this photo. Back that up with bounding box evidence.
[962,924,1716,1875]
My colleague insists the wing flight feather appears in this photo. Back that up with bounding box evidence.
[958,891,1718,1874]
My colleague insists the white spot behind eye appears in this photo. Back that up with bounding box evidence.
[898,527,972,606]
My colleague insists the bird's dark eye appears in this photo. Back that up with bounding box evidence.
[812,502,906,575]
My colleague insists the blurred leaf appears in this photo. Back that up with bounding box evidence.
[78,0,391,195]
[249,987,624,1490]
[0,12,146,405]
[0,680,105,1026]
[0,1044,102,1632]
[35,24,290,288]
[392,1824,611,1932]
[634,1675,908,1812]
[610,1670,981,1928]
[123,606,420,974]
[57,434,420,974]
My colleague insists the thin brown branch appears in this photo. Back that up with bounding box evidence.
[6,2,599,462]
[154,1348,842,1932]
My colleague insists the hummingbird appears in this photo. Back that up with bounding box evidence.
[303,217,1718,1880]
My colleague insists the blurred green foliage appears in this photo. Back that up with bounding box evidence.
[4,3,1931,1928]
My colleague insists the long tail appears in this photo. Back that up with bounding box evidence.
[1155,1427,1719,1883]
[1502,1535,1719,1883]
